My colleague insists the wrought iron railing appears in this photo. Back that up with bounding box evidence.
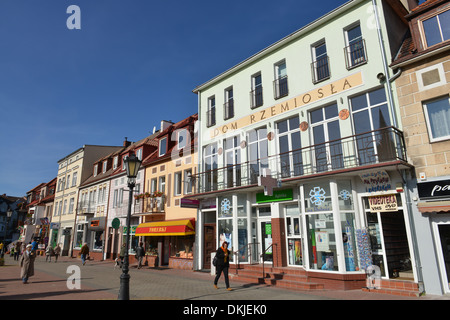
[273,76,288,99]
[133,196,165,214]
[193,127,407,194]
[311,55,330,83]
[250,86,263,109]
[344,39,367,69]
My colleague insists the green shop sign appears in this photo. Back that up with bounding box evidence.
[256,189,293,203]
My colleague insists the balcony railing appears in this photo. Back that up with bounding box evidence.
[133,196,165,214]
[250,86,263,109]
[344,39,367,69]
[193,127,407,194]
[206,107,216,127]
[311,56,330,84]
[224,99,234,120]
[273,76,288,99]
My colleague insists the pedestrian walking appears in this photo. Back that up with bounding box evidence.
[135,242,145,269]
[14,241,21,261]
[213,241,232,291]
[31,238,38,253]
[0,242,4,258]
[119,243,126,267]
[54,243,61,263]
[20,244,36,284]
[80,243,89,265]
[45,245,54,262]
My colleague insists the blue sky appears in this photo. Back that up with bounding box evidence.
[2,0,416,196]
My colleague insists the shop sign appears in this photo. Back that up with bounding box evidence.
[111,218,120,229]
[360,170,391,192]
[256,189,293,203]
[368,194,397,212]
[417,179,450,199]
[123,226,137,235]
[210,71,363,138]
[50,222,60,230]
[180,198,199,208]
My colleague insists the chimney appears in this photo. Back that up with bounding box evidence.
[161,120,174,132]
[123,137,132,147]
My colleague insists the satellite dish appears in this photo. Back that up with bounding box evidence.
[365,265,381,289]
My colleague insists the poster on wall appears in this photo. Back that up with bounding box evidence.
[315,231,329,251]
[359,170,392,192]
[356,228,372,270]
[368,194,397,212]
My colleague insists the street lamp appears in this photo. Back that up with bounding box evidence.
[118,153,141,300]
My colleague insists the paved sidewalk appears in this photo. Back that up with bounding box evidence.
[1,254,449,301]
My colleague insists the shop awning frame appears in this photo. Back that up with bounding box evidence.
[417,201,450,213]
[135,219,195,236]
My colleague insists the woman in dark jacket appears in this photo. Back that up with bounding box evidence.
[213,242,232,291]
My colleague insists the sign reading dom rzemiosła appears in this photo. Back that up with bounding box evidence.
[210,72,363,138]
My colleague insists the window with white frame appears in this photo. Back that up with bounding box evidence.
[66,175,70,189]
[203,143,218,192]
[251,73,263,108]
[102,161,107,173]
[69,198,74,214]
[312,40,330,83]
[224,87,234,120]
[72,172,78,187]
[94,164,98,177]
[136,148,142,160]
[159,138,167,157]
[159,176,166,193]
[207,96,216,127]
[184,169,193,194]
[174,171,182,196]
[344,23,367,69]
[423,95,450,142]
[113,156,118,169]
[274,61,288,99]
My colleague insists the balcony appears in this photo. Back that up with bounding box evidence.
[193,127,408,194]
[224,99,234,120]
[133,196,165,215]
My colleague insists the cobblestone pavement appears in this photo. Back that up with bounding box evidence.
[1,254,449,302]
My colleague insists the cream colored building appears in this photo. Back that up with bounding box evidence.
[51,145,122,256]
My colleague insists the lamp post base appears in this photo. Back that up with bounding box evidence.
[118,272,130,300]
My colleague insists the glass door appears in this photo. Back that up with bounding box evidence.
[366,211,387,277]
[260,219,273,263]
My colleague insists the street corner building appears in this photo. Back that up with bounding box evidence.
[187,0,450,296]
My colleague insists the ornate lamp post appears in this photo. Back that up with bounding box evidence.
[118,153,141,300]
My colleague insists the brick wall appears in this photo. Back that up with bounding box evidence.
[395,52,450,179]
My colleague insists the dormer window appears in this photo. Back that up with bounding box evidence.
[136,148,142,160]
[177,129,187,150]
[421,9,450,48]
[122,155,128,170]
[102,161,107,173]
[94,164,98,177]
[159,137,167,157]
[113,156,118,170]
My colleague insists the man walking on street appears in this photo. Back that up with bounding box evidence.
[135,242,145,269]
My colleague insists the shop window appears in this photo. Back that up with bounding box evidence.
[337,180,354,210]
[306,213,337,271]
[341,212,359,271]
[93,231,103,251]
[218,219,233,254]
[304,182,332,212]
[286,205,302,266]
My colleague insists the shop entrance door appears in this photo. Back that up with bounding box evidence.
[438,224,450,292]
[363,195,412,279]
[203,224,216,269]
[260,219,273,263]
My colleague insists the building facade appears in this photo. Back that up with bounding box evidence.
[191,0,421,290]
[391,0,450,295]
[134,116,198,269]
[52,145,122,256]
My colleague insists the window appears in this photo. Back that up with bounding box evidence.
[203,143,218,192]
[158,176,166,193]
[72,172,78,187]
[251,73,263,108]
[113,156,118,169]
[66,175,70,189]
[177,129,188,150]
[310,103,343,172]
[224,135,241,188]
[159,138,167,157]
[94,164,98,177]
[277,116,303,177]
[122,155,128,170]
[344,23,367,69]
[174,171,182,196]
[274,61,288,99]
[247,127,269,183]
[113,189,118,208]
[102,161,107,173]
[421,9,450,48]
[423,96,450,142]
[69,198,74,214]
[63,199,67,215]
[207,96,216,127]
[136,148,142,160]
[312,41,330,83]
[184,169,193,194]
[350,88,395,165]
[150,178,157,193]
[224,87,234,120]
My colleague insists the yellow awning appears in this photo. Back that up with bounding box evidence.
[135,219,195,236]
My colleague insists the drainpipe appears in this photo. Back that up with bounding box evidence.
[194,90,201,271]
[372,0,424,293]
[371,0,398,128]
